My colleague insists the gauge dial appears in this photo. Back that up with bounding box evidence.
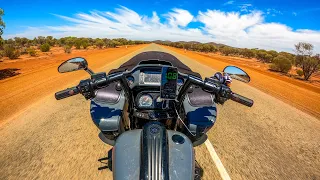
[138,95,153,107]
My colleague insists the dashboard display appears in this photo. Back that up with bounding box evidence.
[140,72,161,85]
[138,94,153,107]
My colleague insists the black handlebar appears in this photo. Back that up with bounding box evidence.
[230,92,254,107]
[55,71,254,107]
[55,86,80,100]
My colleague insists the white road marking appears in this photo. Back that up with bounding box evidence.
[205,139,231,180]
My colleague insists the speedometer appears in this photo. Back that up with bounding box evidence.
[138,95,153,107]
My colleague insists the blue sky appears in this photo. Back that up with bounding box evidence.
[1,0,320,52]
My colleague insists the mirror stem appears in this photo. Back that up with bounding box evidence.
[85,68,94,75]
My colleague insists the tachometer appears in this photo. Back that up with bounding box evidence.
[138,94,153,107]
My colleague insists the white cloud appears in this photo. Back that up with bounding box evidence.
[239,4,253,12]
[4,6,320,53]
[197,10,263,36]
[164,8,194,27]
[266,8,283,16]
[223,1,234,6]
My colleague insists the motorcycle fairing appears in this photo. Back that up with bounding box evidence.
[90,82,125,132]
[183,86,216,145]
[108,51,201,78]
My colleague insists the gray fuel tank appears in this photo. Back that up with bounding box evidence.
[113,122,194,180]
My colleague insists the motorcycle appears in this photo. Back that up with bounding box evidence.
[55,51,253,180]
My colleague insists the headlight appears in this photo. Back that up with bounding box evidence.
[139,94,153,107]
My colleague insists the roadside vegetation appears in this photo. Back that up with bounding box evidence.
[0,36,148,59]
[156,41,320,81]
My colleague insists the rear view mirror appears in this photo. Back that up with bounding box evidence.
[58,57,88,73]
[223,66,250,83]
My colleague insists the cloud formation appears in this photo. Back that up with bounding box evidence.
[4,6,320,53]
[223,1,234,6]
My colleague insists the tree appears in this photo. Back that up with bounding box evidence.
[270,55,292,73]
[0,8,5,38]
[35,36,46,45]
[295,42,320,80]
[0,9,5,50]
[46,36,55,46]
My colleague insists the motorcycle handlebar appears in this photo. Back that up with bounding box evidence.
[55,86,80,100]
[230,92,254,107]
[54,72,254,107]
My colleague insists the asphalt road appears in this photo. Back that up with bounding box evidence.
[1,44,319,180]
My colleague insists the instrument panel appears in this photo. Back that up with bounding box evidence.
[139,72,161,85]
[127,67,185,109]
[136,92,166,109]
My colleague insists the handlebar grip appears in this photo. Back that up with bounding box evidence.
[55,87,79,100]
[230,93,254,107]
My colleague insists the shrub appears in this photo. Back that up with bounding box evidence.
[106,40,120,48]
[220,47,235,56]
[40,43,50,52]
[64,45,72,54]
[270,55,292,73]
[257,51,273,63]
[27,48,37,56]
[20,47,28,55]
[268,50,278,59]
[240,48,256,58]
[296,69,303,77]
[0,39,4,49]
[95,39,105,48]
[279,52,295,65]
[3,45,20,59]
[82,41,89,49]
[74,39,82,49]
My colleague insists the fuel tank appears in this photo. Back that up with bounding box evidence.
[113,122,194,180]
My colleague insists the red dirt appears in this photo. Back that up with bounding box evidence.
[0,45,148,123]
